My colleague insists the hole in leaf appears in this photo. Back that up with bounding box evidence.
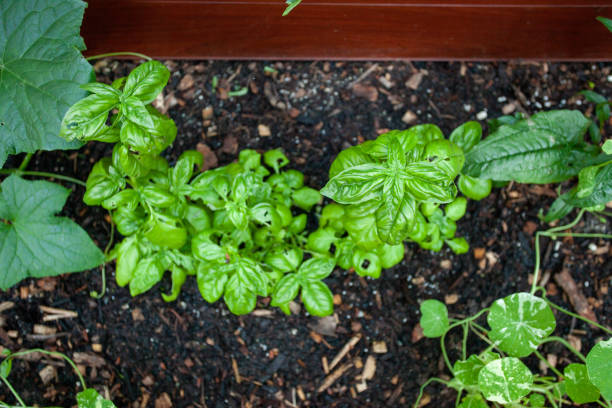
[361,259,370,269]
[238,242,246,250]
[329,243,336,255]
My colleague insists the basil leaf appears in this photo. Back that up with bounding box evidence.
[123,97,154,129]
[377,243,404,269]
[161,266,187,302]
[306,227,338,254]
[352,249,381,278]
[143,219,187,249]
[141,185,175,208]
[297,257,335,281]
[264,149,289,173]
[458,174,492,201]
[102,189,140,211]
[321,163,386,204]
[292,187,322,211]
[271,274,300,305]
[301,280,334,317]
[344,214,381,251]
[265,248,303,272]
[112,206,145,236]
[197,262,230,303]
[129,256,164,296]
[237,259,269,297]
[123,60,170,104]
[375,194,416,245]
[60,94,118,141]
[115,237,140,287]
[192,231,226,262]
[224,273,257,315]
[84,158,125,205]
[329,147,371,178]
[449,121,482,153]
[566,161,612,208]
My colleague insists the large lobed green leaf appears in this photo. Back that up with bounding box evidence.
[0,0,92,168]
[463,110,599,183]
[0,175,104,289]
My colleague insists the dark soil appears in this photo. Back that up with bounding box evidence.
[1,60,611,408]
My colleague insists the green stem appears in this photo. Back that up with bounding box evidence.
[541,336,587,363]
[85,51,152,61]
[534,350,564,378]
[0,170,86,187]
[6,349,87,390]
[544,232,612,239]
[531,209,586,295]
[412,377,449,408]
[439,308,490,374]
[544,299,612,335]
[18,154,33,171]
[461,322,468,360]
[90,214,115,299]
[0,377,26,407]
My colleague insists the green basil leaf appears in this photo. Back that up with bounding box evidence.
[487,293,556,357]
[419,299,449,338]
[224,273,257,315]
[458,174,492,201]
[602,139,612,154]
[564,363,600,404]
[320,203,345,230]
[292,187,322,211]
[306,227,337,255]
[449,121,482,153]
[102,189,140,211]
[375,194,416,245]
[446,237,469,254]
[192,232,226,262]
[586,338,612,400]
[478,358,533,404]
[352,249,381,278]
[120,121,150,152]
[129,256,164,296]
[76,389,117,408]
[115,237,140,287]
[301,280,334,317]
[329,147,371,179]
[161,266,187,302]
[184,205,211,232]
[275,204,293,227]
[84,158,125,206]
[265,247,303,272]
[123,96,154,129]
[377,243,404,269]
[60,93,118,142]
[566,161,612,208]
[0,176,104,289]
[0,0,91,167]
[84,125,121,143]
[115,144,150,179]
[238,149,261,170]
[81,82,121,98]
[288,213,307,234]
[271,274,300,305]
[264,149,289,173]
[464,110,596,183]
[141,185,176,208]
[298,257,335,281]
[112,206,145,236]
[250,202,276,225]
[172,150,203,187]
[283,169,305,189]
[237,258,269,297]
[445,197,467,221]
[321,163,386,204]
[123,60,170,104]
[344,214,381,251]
[144,219,187,249]
[197,262,230,303]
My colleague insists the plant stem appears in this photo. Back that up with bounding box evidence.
[412,377,449,408]
[85,51,152,61]
[540,336,587,363]
[18,153,33,171]
[534,350,564,378]
[7,349,87,390]
[531,209,586,294]
[0,377,26,407]
[461,322,468,360]
[91,214,115,299]
[0,170,86,187]
[544,300,612,335]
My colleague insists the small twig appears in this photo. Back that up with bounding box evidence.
[347,64,379,89]
[317,362,353,393]
[329,335,360,371]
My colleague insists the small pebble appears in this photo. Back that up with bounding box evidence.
[463,103,472,112]
[476,110,488,120]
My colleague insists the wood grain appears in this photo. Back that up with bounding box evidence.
[82,0,612,60]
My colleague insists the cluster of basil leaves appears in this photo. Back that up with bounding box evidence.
[319,125,477,263]
[419,294,612,408]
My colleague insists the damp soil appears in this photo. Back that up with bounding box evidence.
[1,61,611,408]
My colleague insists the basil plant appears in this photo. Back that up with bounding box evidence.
[319,126,469,259]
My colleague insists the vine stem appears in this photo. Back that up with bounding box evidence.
[531,209,586,295]
[540,336,587,363]
[412,377,449,408]
[534,350,564,378]
[539,293,612,335]
[18,154,33,171]
[85,51,152,61]
[440,308,490,373]
[0,376,26,407]
[0,170,86,187]
[6,349,87,390]
[90,213,115,299]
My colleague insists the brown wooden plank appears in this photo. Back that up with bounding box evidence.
[82,0,612,60]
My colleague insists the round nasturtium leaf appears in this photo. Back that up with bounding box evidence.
[586,338,612,400]
[419,299,449,338]
[564,363,600,404]
[487,292,556,357]
[454,352,499,387]
[478,357,533,404]
[528,393,545,407]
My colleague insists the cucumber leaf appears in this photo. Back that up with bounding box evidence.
[0,175,104,289]
[0,0,92,168]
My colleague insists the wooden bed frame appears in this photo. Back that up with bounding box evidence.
[82,0,612,60]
